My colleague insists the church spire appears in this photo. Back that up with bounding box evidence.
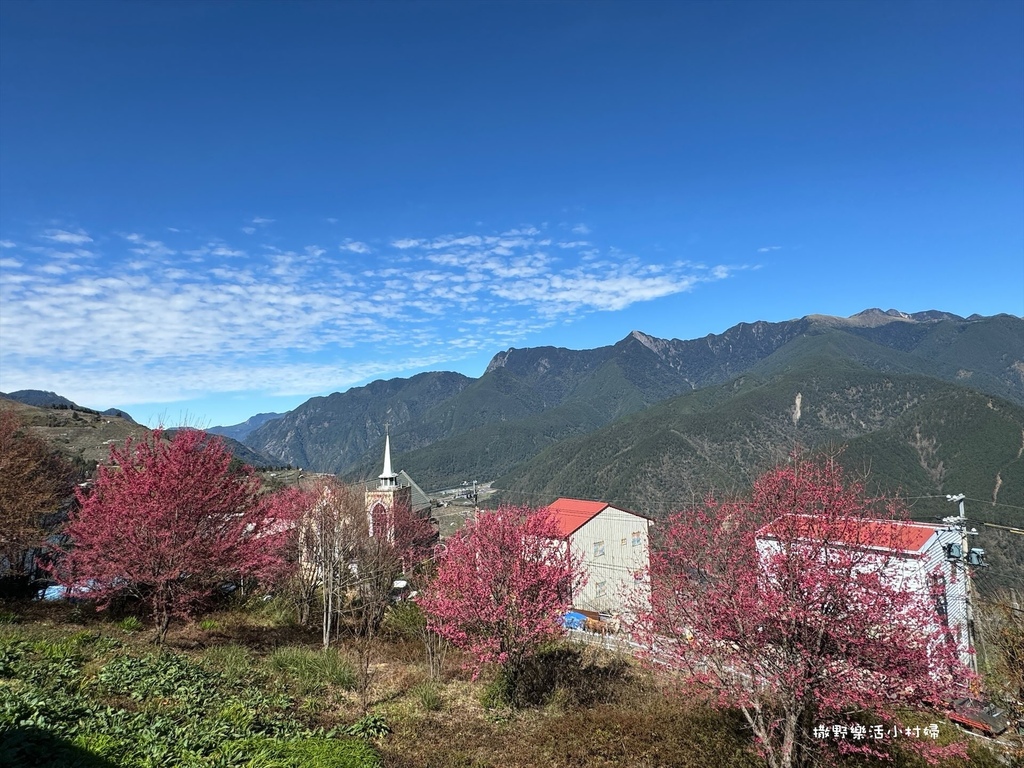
[379,428,398,488]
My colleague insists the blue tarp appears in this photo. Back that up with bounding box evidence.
[563,611,587,630]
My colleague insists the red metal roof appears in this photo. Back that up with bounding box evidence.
[757,514,940,554]
[546,498,609,538]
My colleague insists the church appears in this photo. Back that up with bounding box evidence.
[363,432,435,542]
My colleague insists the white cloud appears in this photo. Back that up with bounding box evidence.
[241,227,256,235]
[123,233,175,258]
[0,220,746,410]
[340,240,371,254]
[210,245,246,258]
[326,217,339,224]
[42,229,92,245]
[251,217,275,225]
[0,240,15,248]
[571,224,591,235]
[757,245,782,252]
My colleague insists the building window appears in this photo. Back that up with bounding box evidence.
[593,540,605,557]
[596,580,607,597]
[632,531,643,547]
[930,573,949,625]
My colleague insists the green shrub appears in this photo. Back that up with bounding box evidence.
[245,594,296,628]
[199,618,219,631]
[479,674,512,710]
[481,643,631,709]
[0,611,21,625]
[382,601,426,640]
[0,629,380,768]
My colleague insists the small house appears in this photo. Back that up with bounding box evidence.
[756,516,972,668]
[546,497,653,617]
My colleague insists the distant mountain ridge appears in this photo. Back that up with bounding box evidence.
[0,396,276,470]
[209,412,284,442]
[242,310,1024,490]
[0,390,137,423]
[1,390,81,409]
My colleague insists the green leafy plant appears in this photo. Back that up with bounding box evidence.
[347,713,390,740]
[118,616,142,632]
[97,652,222,702]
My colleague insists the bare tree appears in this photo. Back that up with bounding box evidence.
[349,499,434,709]
[977,589,1024,743]
[0,408,75,597]
[294,478,366,649]
[292,477,434,708]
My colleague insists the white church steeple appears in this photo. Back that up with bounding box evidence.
[378,429,398,489]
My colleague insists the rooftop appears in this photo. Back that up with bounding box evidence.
[756,514,941,554]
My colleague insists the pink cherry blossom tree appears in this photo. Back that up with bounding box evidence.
[632,459,969,768]
[55,429,288,642]
[418,504,582,683]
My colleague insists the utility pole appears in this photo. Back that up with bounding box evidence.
[944,494,986,675]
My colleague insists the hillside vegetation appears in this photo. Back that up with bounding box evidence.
[242,312,1024,492]
[0,602,1005,768]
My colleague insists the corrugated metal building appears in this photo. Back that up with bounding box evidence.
[547,497,653,617]
[756,515,972,668]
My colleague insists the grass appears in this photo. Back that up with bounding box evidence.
[0,600,1011,768]
[267,645,357,694]
[0,607,377,768]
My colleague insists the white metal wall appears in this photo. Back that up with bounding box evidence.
[755,526,972,669]
[570,506,651,616]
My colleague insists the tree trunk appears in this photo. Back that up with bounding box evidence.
[154,602,171,644]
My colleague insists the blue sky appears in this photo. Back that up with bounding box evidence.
[1,0,1021,428]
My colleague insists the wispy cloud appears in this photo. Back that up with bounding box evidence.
[0,221,746,410]
[340,240,371,254]
[571,223,591,235]
[757,245,782,253]
[0,240,16,248]
[42,229,92,245]
[123,233,175,258]
[251,217,275,225]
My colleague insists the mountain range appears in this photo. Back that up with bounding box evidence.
[5,308,1022,590]
[238,308,1024,591]
[241,309,1023,489]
